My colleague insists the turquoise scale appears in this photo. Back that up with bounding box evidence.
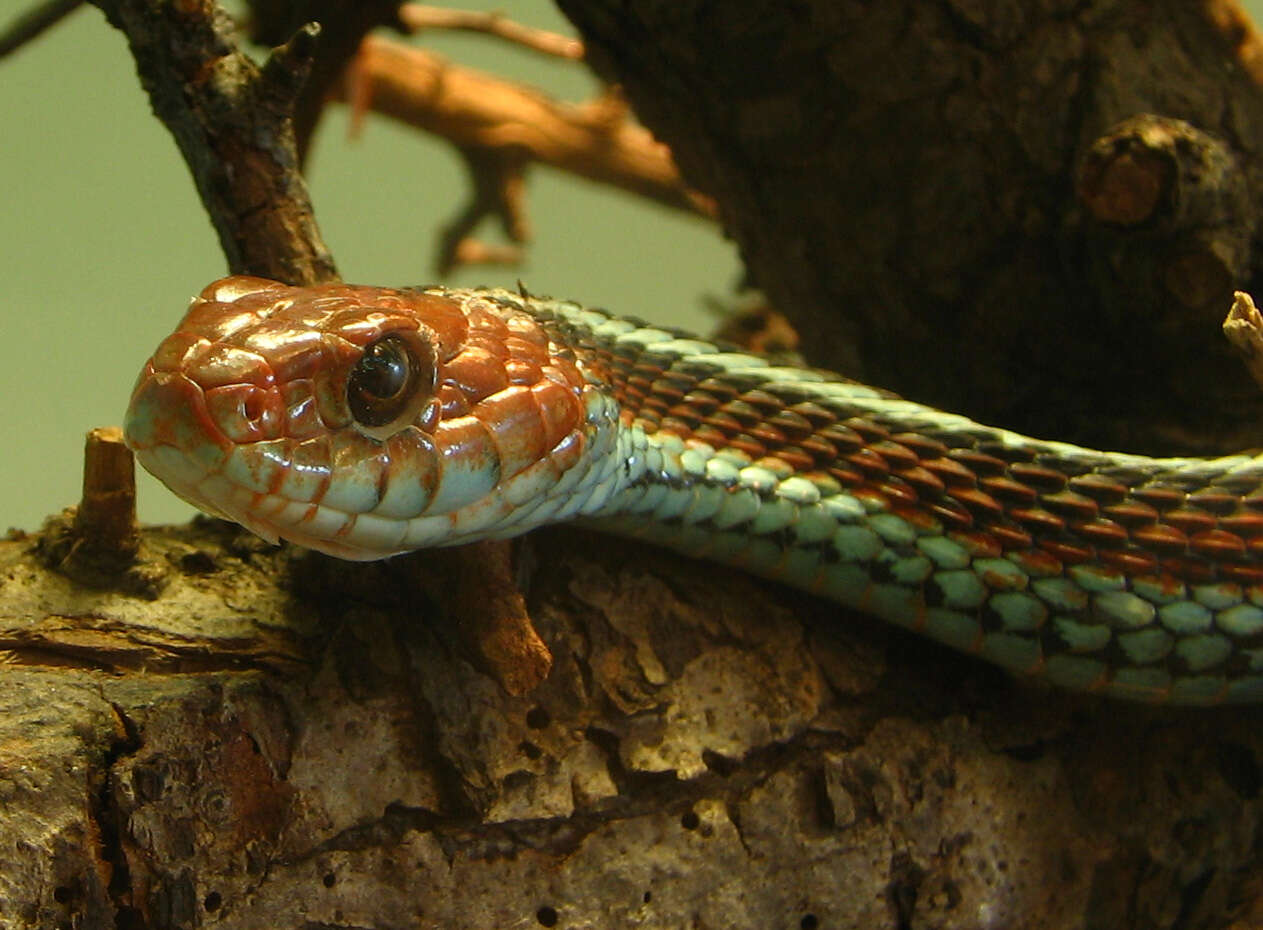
[481,290,1263,706]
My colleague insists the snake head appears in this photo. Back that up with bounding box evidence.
[124,276,599,559]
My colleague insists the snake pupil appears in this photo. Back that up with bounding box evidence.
[347,334,420,428]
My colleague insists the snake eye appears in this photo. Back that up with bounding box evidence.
[347,332,436,436]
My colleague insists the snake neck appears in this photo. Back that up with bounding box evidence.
[470,289,1263,705]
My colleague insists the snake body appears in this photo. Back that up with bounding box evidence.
[124,276,1263,704]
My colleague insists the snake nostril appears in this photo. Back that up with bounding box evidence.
[242,390,267,423]
[204,383,281,442]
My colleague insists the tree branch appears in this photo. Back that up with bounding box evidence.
[242,0,404,161]
[398,3,583,59]
[338,36,715,222]
[0,0,83,59]
[91,0,336,284]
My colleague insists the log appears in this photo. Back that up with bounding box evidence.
[7,515,1263,928]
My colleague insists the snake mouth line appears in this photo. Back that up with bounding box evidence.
[132,438,429,560]
[123,367,368,557]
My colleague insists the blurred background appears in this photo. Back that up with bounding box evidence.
[0,0,741,529]
[2,1,1261,530]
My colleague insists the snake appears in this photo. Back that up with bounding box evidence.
[123,275,1263,705]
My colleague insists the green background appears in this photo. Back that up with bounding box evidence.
[0,0,740,529]
[2,2,1260,530]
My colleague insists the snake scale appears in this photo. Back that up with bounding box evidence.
[123,276,1263,705]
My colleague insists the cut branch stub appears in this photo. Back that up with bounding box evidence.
[34,426,166,595]
[73,426,138,563]
[1079,115,1250,237]
[1223,290,1263,390]
[1079,146,1172,227]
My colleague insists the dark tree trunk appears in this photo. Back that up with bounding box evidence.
[559,0,1263,455]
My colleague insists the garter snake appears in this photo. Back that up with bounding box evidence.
[124,276,1263,704]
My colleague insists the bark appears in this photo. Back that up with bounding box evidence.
[8,1,1263,929]
[95,0,337,284]
[558,0,1263,456]
[8,519,1263,930]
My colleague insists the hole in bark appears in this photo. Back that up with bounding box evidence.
[536,905,558,926]
[115,908,145,930]
[203,892,221,912]
[322,872,336,888]
[1216,741,1261,799]
[504,770,533,791]
[680,809,700,830]
[520,740,543,760]
[1000,741,1046,763]
[800,916,819,930]
[53,887,72,904]
[1176,868,1215,926]
[179,550,217,574]
[525,706,550,729]
[701,749,736,776]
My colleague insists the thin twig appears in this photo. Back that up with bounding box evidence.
[339,37,715,221]
[398,3,583,59]
[0,0,83,59]
[436,146,529,273]
[242,0,404,163]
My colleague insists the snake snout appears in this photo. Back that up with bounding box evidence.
[124,370,234,517]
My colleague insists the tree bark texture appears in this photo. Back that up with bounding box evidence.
[558,0,1263,456]
[9,1,1263,928]
[6,517,1263,929]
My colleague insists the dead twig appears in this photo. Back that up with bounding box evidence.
[437,146,529,273]
[242,0,404,161]
[399,3,583,59]
[1224,290,1263,390]
[338,35,714,271]
[0,0,82,59]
